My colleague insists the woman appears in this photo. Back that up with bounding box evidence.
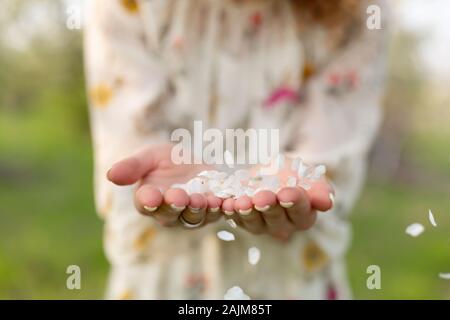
[84,0,387,299]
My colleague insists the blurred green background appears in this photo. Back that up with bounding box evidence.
[0,0,449,299]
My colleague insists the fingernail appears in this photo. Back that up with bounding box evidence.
[143,205,157,213]
[188,206,202,213]
[209,207,220,213]
[280,201,294,209]
[224,210,235,216]
[238,208,252,215]
[254,205,270,212]
[329,193,335,207]
[170,204,186,212]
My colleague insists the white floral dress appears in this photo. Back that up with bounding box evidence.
[84,0,388,299]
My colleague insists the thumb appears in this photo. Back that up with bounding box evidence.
[107,148,158,186]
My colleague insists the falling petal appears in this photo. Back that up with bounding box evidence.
[248,247,261,266]
[438,273,450,280]
[428,209,437,227]
[217,230,235,241]
[405,223,425,237]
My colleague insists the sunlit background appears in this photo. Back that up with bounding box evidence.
[0,0,449,299]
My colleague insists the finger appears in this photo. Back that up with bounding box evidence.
[135,184,164,216]
[180,193,207,226]
[277,187,316,230]
[234,195,265,234]
[155,188,189,226]
[221,198,241,225]
[107,148,158,186]
[205,195,223,223]
[253,190,293,240]
[306,180,334,212]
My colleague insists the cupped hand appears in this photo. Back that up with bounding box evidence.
[107,144,334,240]
[222,158,335,241]
[107,144,224,228]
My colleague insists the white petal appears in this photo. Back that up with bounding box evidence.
[214,191,230,198]
[297,160,307,178]
[197,170,212,177]
[234,169,250,181]
[248,247,261,266]
[438,273,450,280]
[291,157,301,172]
[224,286,251,300]
[428,209,437,227]
[314,164,326,178]
[217,230,235,241]
[405,223,425,237]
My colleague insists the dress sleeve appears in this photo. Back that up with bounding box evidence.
[289,17,389,220]
[84,0,170,217]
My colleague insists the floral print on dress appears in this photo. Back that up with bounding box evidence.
[120,0,139,14]
[90,84,113,108]
[302,240,329,273]
[133,226,157,251]
[263,87,300,109]
[326,70,360,95]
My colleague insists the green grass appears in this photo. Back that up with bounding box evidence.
[0,109,449,299]
[349,182,450,299]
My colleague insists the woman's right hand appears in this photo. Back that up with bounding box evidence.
[107,144,224,228]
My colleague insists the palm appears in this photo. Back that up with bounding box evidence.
[108,144,334,240]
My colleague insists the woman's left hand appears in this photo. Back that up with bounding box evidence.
[221,178,334,241]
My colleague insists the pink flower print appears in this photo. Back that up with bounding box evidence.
[326,285,338,300]
[263,87,300,109]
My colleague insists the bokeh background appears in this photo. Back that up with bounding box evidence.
[0,0,449,299]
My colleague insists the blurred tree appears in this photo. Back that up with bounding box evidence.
[0,0,88,137]
[370,30,426,182]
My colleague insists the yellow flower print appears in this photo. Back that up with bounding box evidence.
[120,0,139,14]
[99,189,113,218]
[133,226,157,251]
[90,84,113,108]
[302,240,328,272]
